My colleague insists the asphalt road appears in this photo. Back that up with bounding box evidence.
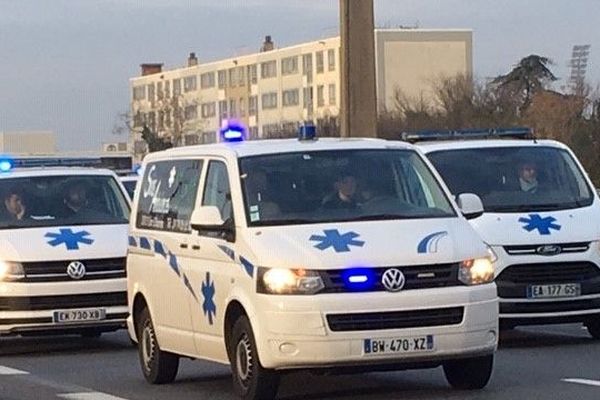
[1,324,599,400]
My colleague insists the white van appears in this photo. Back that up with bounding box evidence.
[415,128,600,337]
[0,165,130,337]
[127,132,498,400]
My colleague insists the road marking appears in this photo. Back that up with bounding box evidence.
[0,365,29,375]
[58,393,129,400]
[563,378,600,387]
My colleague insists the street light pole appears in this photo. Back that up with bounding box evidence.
[339,0,378,138]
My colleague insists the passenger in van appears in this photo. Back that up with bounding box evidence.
[61,182,90,217]
[3,187,29,222]
[245,170,281,218]
[518,162,539,193]
[322,173,359,209]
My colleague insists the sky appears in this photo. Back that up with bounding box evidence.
[0,0,599,151]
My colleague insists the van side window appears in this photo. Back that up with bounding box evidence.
[136,159,203,233]
[202,161,233,222]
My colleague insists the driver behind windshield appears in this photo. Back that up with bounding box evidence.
[322,172,359,209]
[3,187,29,222]
[518,161,539,193]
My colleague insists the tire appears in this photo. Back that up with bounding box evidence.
[443,354,494,390]
[228,315,280,400]
[586,318,600,339]
[136,307,179,384]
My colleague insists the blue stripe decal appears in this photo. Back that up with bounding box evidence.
[183,273,197,300]
[168,252,181,276]
[139,237,151,250]
[218,245,236,260]
[154,241,167,258]
[128,236,137,247]
[417,231,448,254]
[239,256,255,278]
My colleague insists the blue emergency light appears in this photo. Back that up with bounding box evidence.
[220,121,245,142]
[341,268,376,291]
[298,123,317,141]
[401,127,534,143]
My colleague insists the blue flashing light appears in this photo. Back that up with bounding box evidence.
[342,268,376,291]
[298,123,317,141]
[0,159,13,172]
[220,120,246,142]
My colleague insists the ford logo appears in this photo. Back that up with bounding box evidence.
[536,245,562,256]
[382,268,406,292]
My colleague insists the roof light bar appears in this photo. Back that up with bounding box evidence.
[401,127,534,143]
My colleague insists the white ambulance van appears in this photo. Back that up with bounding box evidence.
[415,128,600,337]
[0,160,130,337]
[127,127,498,400]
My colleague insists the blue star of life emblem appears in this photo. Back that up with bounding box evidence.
[519,214,561,235]
[45,228,94,250]
[201,272,216,325]
[309,229,365,252]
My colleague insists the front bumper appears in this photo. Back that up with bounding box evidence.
[252,284,498,370]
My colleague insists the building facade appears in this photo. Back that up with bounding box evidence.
[130,29,472,149]
[0,131,56,154]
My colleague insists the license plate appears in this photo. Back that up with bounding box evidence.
[527,283,581,299]
[53,308,106,324]
[363,335,434,356]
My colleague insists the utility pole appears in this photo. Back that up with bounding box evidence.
[339,0,377,137]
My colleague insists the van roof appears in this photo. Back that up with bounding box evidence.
[0,167,117,179]
[144,137,416,161]
[415,139,569,153]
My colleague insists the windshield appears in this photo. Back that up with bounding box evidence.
[122,179,137,199]
[427,146,594,213]
[239,149,455,226]
[0,175,130,229]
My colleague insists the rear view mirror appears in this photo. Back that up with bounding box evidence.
[190,206,235,242]
[456,193,484,220]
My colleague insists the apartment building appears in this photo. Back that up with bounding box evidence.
[130,29,472,148]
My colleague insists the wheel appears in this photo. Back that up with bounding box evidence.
[80,329,102,338]
[136,307,179,384]
[443,354,494,390]
[586,318,600,339]
[228,315,280,400]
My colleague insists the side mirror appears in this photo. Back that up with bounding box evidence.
[456,193,484,220]
[190,206,235,242]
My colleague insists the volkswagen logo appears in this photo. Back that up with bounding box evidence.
[536,245,562,256]
[382,268,406,292]
[67,261,86,280]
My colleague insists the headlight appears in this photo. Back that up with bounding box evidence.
[485,244,498,263]
[459,258,494,285]
[257,267,324,295]
[0,261,25,282]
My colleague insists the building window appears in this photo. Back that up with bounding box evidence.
[228,68,237,88]
[219,100,228,119]
[260,60,277,79]
[158,111,165,130]
[281,56,299,75]
[261,92,278,110]
[147,83,155,102]
[184,105,198,121]
[282,89,300,107]
[133,111,144,127]
[201,102,216,118]
[183,75,197,92]
[200,72,215,89]
[239,97,246,116]
[248,64,257,84]
[303,87,313,109]
[157,82,164,100]
[317,85,325,107]
[328,49,336,71]
[165,110,171,128]
[262,123,280,137]
[132,85,146,100]
[302,54,313,75]
[164,80,171,98]
[218,70,227,89]
[249,126,259,139]
[328,83,336,105]
[147,112,156,132]
[185,134,199,146]
[248,96,258,116]
[173,79,181,96]
[316,51,324,74]
[229,99,237,117]
[238,66,246,86]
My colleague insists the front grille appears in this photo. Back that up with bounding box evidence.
[0,292,127,311]
[504,242,590,256]
[496,262,600,298]
[500,298,600,314]
[320,263,460,293]
[327,307,464,332]
[21,258,126,282]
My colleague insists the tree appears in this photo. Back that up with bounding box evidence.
[492,55,558,112]
[140,125,173,152]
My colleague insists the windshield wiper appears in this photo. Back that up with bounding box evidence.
[490,203,575,212]
[342,213,425,222]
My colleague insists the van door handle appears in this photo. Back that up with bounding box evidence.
[192,245,201,251]
[180,243,189,249]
